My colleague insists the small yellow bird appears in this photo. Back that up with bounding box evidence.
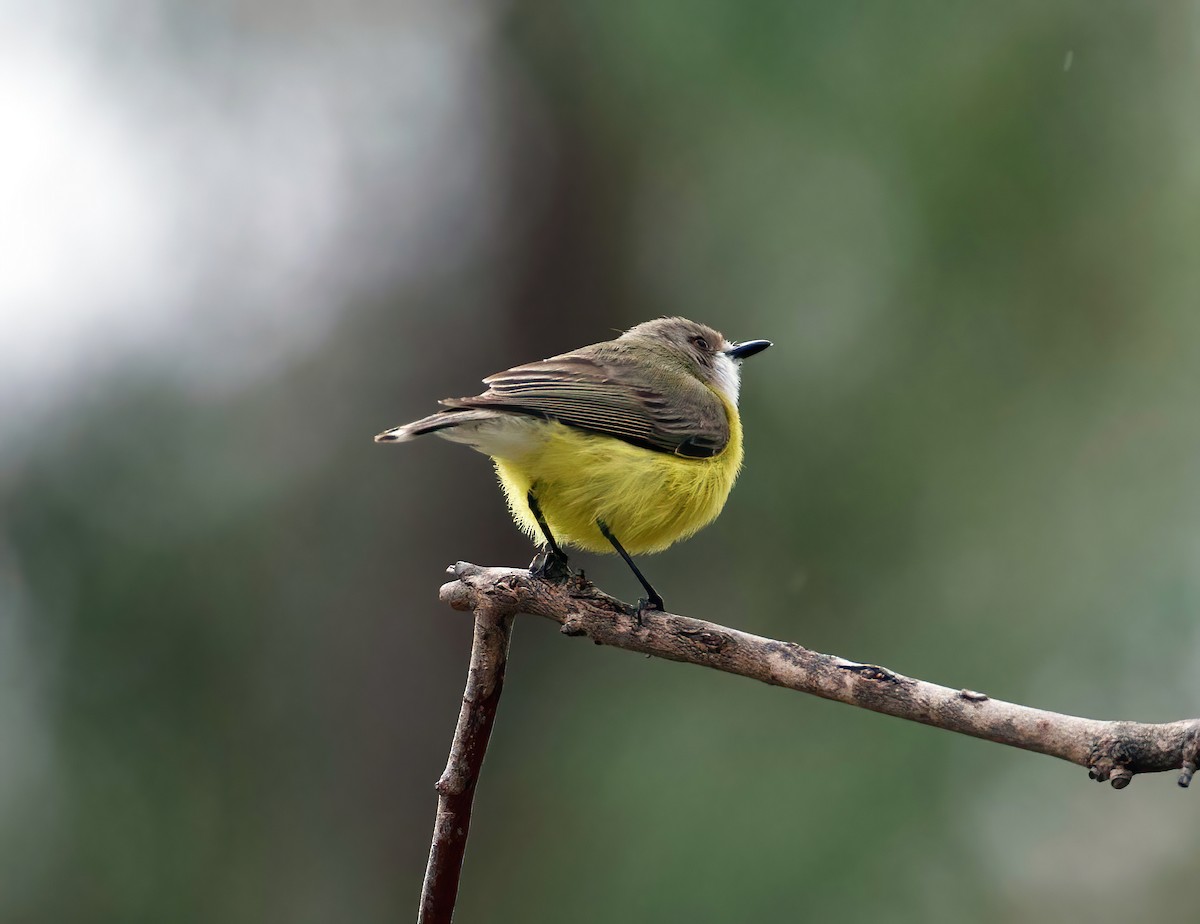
[375,317,771,611]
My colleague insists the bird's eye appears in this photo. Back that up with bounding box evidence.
[691,336,710,352]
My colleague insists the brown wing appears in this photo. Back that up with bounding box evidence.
[440,348,730,458]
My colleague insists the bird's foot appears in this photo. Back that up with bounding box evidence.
[633,594,664,625]
[529,549,574,583]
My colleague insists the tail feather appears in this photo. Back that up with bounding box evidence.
[374,409,501,443]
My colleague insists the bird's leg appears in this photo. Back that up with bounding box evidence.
[596,519,664,618]
[527,490,572,581]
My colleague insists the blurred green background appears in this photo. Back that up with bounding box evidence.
[3,2,1199,921]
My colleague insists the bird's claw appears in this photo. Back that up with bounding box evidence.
[633,595,664,625]
[529,549,574,583]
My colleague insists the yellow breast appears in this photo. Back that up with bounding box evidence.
[490,396,744,555]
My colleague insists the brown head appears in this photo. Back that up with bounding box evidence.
[619,317,771,404]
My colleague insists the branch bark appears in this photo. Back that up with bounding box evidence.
[417,597,515,924]
[439,561,1200,791]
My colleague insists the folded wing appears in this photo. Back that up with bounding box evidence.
[441,349,730,458]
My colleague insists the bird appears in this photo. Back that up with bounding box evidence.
[375,317,771,612]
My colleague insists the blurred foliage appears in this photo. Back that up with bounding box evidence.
[3,2,1199,922]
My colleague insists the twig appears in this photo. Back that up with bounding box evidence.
[417,592,515,924]
[439,561,1200,790]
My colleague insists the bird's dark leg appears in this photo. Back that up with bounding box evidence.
[596,519,664,616]
[527,490,572,581]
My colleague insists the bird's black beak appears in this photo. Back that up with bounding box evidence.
[726,339,772,360]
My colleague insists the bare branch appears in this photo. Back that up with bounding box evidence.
[418,596,515,924]
[440,561,1200,790]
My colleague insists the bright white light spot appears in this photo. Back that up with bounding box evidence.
[0,40,168,390]
[0,5,504,449]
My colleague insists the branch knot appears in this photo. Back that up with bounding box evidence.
[674,622,736,655]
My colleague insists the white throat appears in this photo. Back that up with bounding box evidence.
[711,353,742,406]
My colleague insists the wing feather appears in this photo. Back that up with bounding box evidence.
[440,349,729,457]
